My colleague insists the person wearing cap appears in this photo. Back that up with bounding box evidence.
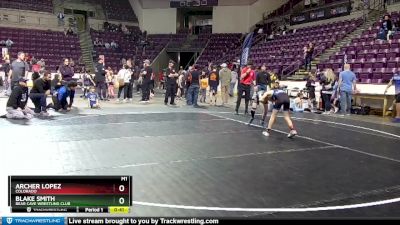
[8,51,29,90]
[235,60,256,115]
[164,60,179,105]
[141,59,153,102]
[219,63,231,105]
[94,57,108,101]
[2,78,33,119]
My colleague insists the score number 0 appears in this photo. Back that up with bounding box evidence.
[118,184,125,205]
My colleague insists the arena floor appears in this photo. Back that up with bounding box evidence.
[0,93,400,218]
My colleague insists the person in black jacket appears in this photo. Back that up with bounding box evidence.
[304,42,314,71]
[382,15,393,41]
[164,60,178,105]
[59,58,76,105]
[94,57,108,101]
[3,78,33,119]
[30,71,52,116]
[141,59,153,102]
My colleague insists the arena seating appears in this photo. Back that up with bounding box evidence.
[0,27,81,71]
[249,18,363,75]
[318,12,400,83]
[0,0,53,13]
[189,34,210,49]
[91,31,186,70]
[196,33,242,67]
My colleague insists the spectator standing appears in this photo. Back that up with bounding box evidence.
[186,65,201,107]
[381,15,393,41]
[219,63,231,105]
[37,58,46,73]
[164,60,179,105]
[111,40,118,49]
[57,12,65,26]
[305,72,317,111]
[208,66,219,106]
[384,70,400,123]
[249,63,270,126]
[94,57,108,101]
[338,64,357,116]
[199,70,208,103]
[2,59,11,95]
[304,42,314,71]
[177,70,185,100]
[117,65,132,102]
[229,64,238,97]
[9,52,29,90]
[60,58,74,82]
[5,38,13,48]
[320,68,336,114]
[141,59,152,102]
[235,61,256,115]
[59,58,76,107]
[106,68,115,99]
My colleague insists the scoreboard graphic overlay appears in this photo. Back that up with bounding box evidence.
[8,176,132,213]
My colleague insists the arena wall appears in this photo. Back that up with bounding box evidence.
[0,8,61,31]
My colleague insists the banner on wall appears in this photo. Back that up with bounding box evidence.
[291,1,351,25]
[240,32,254,68]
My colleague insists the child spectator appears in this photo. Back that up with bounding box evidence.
[293,92,305,112]
[305,73,317,112]
[106,69,115,99]
[87,87,100,108]
[81,71,95,98]
[200,71,208,103]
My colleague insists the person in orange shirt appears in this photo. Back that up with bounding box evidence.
[208,66,219,106]
[199,71,208,103]
[235,61,256,115]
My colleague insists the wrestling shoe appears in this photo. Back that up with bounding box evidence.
[262,131,270,137]
[287,130,298,138]
[247,118,254,125]
[40,111,50,117]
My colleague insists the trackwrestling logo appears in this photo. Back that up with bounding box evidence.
[6,217,13,224]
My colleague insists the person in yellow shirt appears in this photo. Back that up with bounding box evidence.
[200,71,208,103]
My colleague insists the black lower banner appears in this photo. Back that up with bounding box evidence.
[66,218,400,225]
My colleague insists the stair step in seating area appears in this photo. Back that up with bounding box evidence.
[251,18,363,76]
[0,27,81,72]
[318,11,400,84]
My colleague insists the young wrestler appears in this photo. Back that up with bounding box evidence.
[260,80,297,138]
